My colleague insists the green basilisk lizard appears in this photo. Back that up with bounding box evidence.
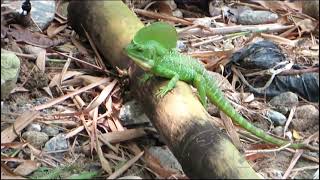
[125,22,307,149]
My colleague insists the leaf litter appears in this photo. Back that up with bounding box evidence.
[1,0,319,179]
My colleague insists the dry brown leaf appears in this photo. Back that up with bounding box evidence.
[47,23,68,38]
[144,1,173,16]
[0,142,27,149]
[107,151,144,179]
[261,33,297,46]
[35,50,46,73]
[99,128,146,144]
[253,1,301,12]
[10,86,29,94]
[13,160,40,176]
[1,111,39,144]
[34,78,110,111]
[245,153,270,162]
[108,119,118,132]
[84,79,117,113]
[220,112,243,150]
[49,71,85,87]
[0,175,26,179]
[96,129,112,174]
[58,52,73,86]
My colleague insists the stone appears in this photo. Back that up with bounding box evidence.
[42,125,60,136]
[148,146,183,173]
[1,49,20,100]
[266,110,287,126]
[292,105,319,131]
[119,100,151,126]
[44,133,69,152]
[26,123,42,132]
[22,131,49,148]
[272,126,284,137]
[269,92,299,115]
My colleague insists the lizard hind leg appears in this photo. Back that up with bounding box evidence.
[193,74,207,109]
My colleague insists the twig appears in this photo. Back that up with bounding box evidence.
[134,9,193,25]
[291,165,319,172]
[279,67,319,75]
[53,51,109,73]
[107,151,144,179]
[283,106,296,138]
[245,143,292,154]
[179,23,294,36]
[282,149,304,179]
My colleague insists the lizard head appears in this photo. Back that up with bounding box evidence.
[124,42,154,71]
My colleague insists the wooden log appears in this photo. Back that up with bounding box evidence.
[68,1,261,179]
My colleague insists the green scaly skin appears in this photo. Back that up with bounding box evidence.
[125,37,306,150]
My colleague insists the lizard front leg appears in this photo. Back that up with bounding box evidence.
[193,74,207,109]
[154,68,180,98]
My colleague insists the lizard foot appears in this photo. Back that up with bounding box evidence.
[156,86,171,98]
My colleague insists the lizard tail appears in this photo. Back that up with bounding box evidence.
[205,78,305,149]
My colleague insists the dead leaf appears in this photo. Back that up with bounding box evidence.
[293,130,303,140]
[46,22,68,38]
[144,1,173,16]
[35,50,46,73]
[49,71,85,87]
[7,28,66,48]
[1,111,39,144]
[58,52,73,86]
[96,130,112,174]
[10,86,29,94]
[84,80,117,113]
[13,160,40,176]
[245,153,270,161]
[99,128,146,144]
[107,151,144,179]
[34,78,110,111]
[261,33,297,46]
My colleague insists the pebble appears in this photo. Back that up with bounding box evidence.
[26,123,41,132]
[272,126,284,137]
[44,133,69,152]
[269,92,299,115]
[266,109,287,126]
[119,100,151,126]
[22,131,48,148]
[42,125,60,136]
[292,105,319,131]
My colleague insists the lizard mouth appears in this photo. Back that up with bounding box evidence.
[124,44,153,71]
[127,55,152,71]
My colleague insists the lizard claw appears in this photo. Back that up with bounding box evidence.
[156,87,170,98]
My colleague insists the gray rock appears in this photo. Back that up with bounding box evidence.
[266,109,287,126]
[44,133,69,152]
[42,125,60,136]
[119,100,151,126]
[269,92,299,115]
[22,131,49,148]
[238,10,278,25]
[148,146,183,173]
[1,49,20,100]
[2,0,55,30]
[176,40,186,50]
[26,123,42,132]
[292,105,319,131]
[29,0,56,30]
[272,126,284,137]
